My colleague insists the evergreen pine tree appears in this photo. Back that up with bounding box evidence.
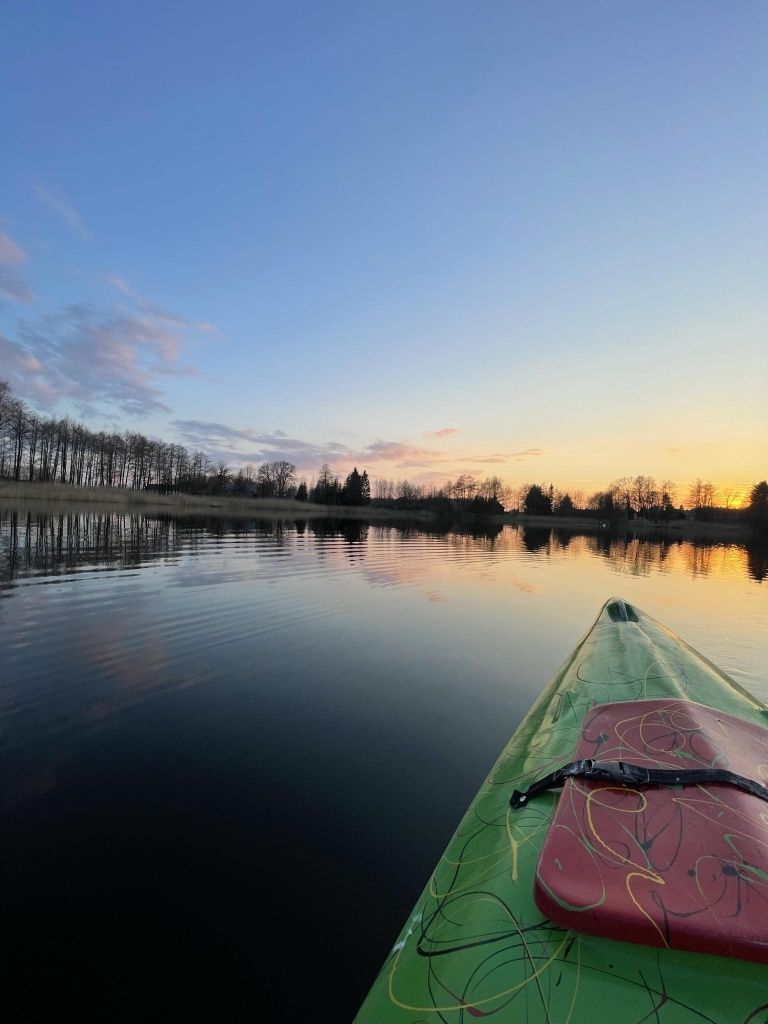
[342,467,362,505]
[360,470,371,505]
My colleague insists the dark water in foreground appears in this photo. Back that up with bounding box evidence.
[1,507,766,1020]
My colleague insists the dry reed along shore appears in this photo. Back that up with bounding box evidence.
[0,480,432,521]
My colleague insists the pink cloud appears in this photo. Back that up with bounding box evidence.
[425,427,458,439]
[362,440,441,464]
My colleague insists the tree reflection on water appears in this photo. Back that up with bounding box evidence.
[0,507,765,585]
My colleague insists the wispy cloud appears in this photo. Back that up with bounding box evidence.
[0,232,34,304]
[0,233,28,265]
[171,420,445,470]
[0,270,34,305]
[171,420,272,445]
[393,447,547,469]
[138,299,218,333]
[363,440,441,464]
[425,427,458,439]
[509,448,546,461]
[104,273,132,295]
[171,419,353,466]
[104,273,219,334]
[36,185,89,237]
[169,420,547,478]
[2,303,202,417]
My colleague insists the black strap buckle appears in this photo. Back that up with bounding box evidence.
[581,759,647,785]
[510,758,648,809]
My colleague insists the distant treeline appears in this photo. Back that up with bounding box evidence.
[513,476,767,528]
[1,381,765,524]
[370,473,768,527]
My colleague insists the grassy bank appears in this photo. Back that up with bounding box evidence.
[0,479,436,521]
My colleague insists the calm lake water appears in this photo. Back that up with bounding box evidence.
[1,506,766,1020]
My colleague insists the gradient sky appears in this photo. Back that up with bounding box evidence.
[1,1,766,497]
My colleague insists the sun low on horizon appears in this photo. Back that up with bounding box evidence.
[0,1,765,503]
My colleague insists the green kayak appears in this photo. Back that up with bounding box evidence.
[355,598,768,1023]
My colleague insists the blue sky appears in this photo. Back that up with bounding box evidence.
[1,1,766,493]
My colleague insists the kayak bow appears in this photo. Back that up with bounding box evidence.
[355,598,768,1023]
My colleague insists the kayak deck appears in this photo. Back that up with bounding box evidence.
[355,598,768,1023]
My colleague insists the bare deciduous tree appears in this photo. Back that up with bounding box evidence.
[271,460,296,497]
[721,486,738,510]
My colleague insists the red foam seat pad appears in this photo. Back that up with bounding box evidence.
[534,699,768,963]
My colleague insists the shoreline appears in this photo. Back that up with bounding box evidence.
[507,513,754,542]
[0,482,760,543]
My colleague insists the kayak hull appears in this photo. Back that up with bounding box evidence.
[355,599,768,1023]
